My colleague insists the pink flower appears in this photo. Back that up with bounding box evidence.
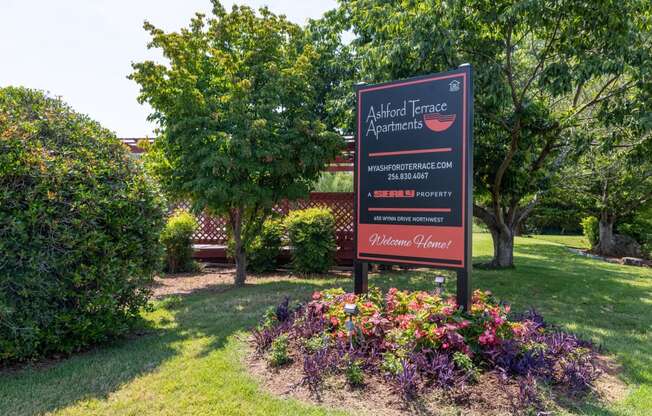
[442,306,455,315]
[458,320,470,329]
[312,291,322,300]
[330,316,339,326]
[442,343,449,349]
[479,329,496,345]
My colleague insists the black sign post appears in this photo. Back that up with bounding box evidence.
[353,64,473,310]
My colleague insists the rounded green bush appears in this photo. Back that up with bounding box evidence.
[0,87,166,361]
[581,216,599,248]
[284,207,336,274]
[161,210,198,273]
[247,218,284,273]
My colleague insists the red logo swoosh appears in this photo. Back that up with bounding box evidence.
[423,113,456,132]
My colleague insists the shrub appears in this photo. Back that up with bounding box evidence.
[581,216,599,248]
[269,334,291,367]
[247,218,284,272]
[618,214,652,257]
[160,210,198,273]
[284,208,336,274]
[0,87,166,361]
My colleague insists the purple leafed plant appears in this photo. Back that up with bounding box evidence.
[411,350,458,389]
[560,356,601,396]
[302,347,333,394]
[251,318,294,355]
[395,359,419,400]
[507,372,542,415]
[275,297,292,323]
[514,308,546,330]
[293,308,326,340]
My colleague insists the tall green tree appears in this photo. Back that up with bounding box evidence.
[562,106,652,256]
[130,2,342,285]
[338,0,652,267]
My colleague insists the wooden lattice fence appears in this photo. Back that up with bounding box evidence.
[175,192,354,261]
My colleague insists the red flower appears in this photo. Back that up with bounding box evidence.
[330,316,339,326]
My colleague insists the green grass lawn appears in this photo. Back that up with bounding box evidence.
[1,234,651,416]
[531,234,590,249]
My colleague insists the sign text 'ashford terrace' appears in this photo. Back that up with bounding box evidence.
[354,65,474,308]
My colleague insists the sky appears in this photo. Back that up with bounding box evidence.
[0,0,337,137]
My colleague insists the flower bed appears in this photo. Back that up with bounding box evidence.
[250,288,604,414]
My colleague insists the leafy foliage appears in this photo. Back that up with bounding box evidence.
[130,1,343,285]
[284,208,337,274]
[312,172,353,193]
[160,210,198,273]
[564,131,652,255]
[337,0,652,267]
[246,218,284,273]
[268,334,291,367]
[581,216,600,248]
[344,358,365,387]
[0,87,165,361]
[618,208,652,256]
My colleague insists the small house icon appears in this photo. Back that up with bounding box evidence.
[449,80,460,92]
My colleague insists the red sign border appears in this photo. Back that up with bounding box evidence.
[354,69,472,269]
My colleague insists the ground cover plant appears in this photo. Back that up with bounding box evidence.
[251,287,602,413]
[0,235,650,415]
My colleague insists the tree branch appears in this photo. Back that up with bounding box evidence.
[517,12,562,106]
[473,204,498,229]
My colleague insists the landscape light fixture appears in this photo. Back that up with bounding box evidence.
[344,303,358,316]
[344,303,358,349]
[435,275,446,295]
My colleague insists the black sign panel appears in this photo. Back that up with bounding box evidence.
[355,66,473,269]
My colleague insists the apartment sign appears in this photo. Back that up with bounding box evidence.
[355,66,473,269]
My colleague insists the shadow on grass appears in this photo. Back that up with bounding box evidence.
[1,238,649,416]
[0,276,343,416]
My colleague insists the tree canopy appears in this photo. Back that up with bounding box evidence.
[130,1,343,285]
[337,0,652,266]
[561,98,652,255]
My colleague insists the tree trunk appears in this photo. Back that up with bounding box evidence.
[488,225,515,268]
[230,208,247,287]
[474,201,534,269]
[596,214,615,256]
